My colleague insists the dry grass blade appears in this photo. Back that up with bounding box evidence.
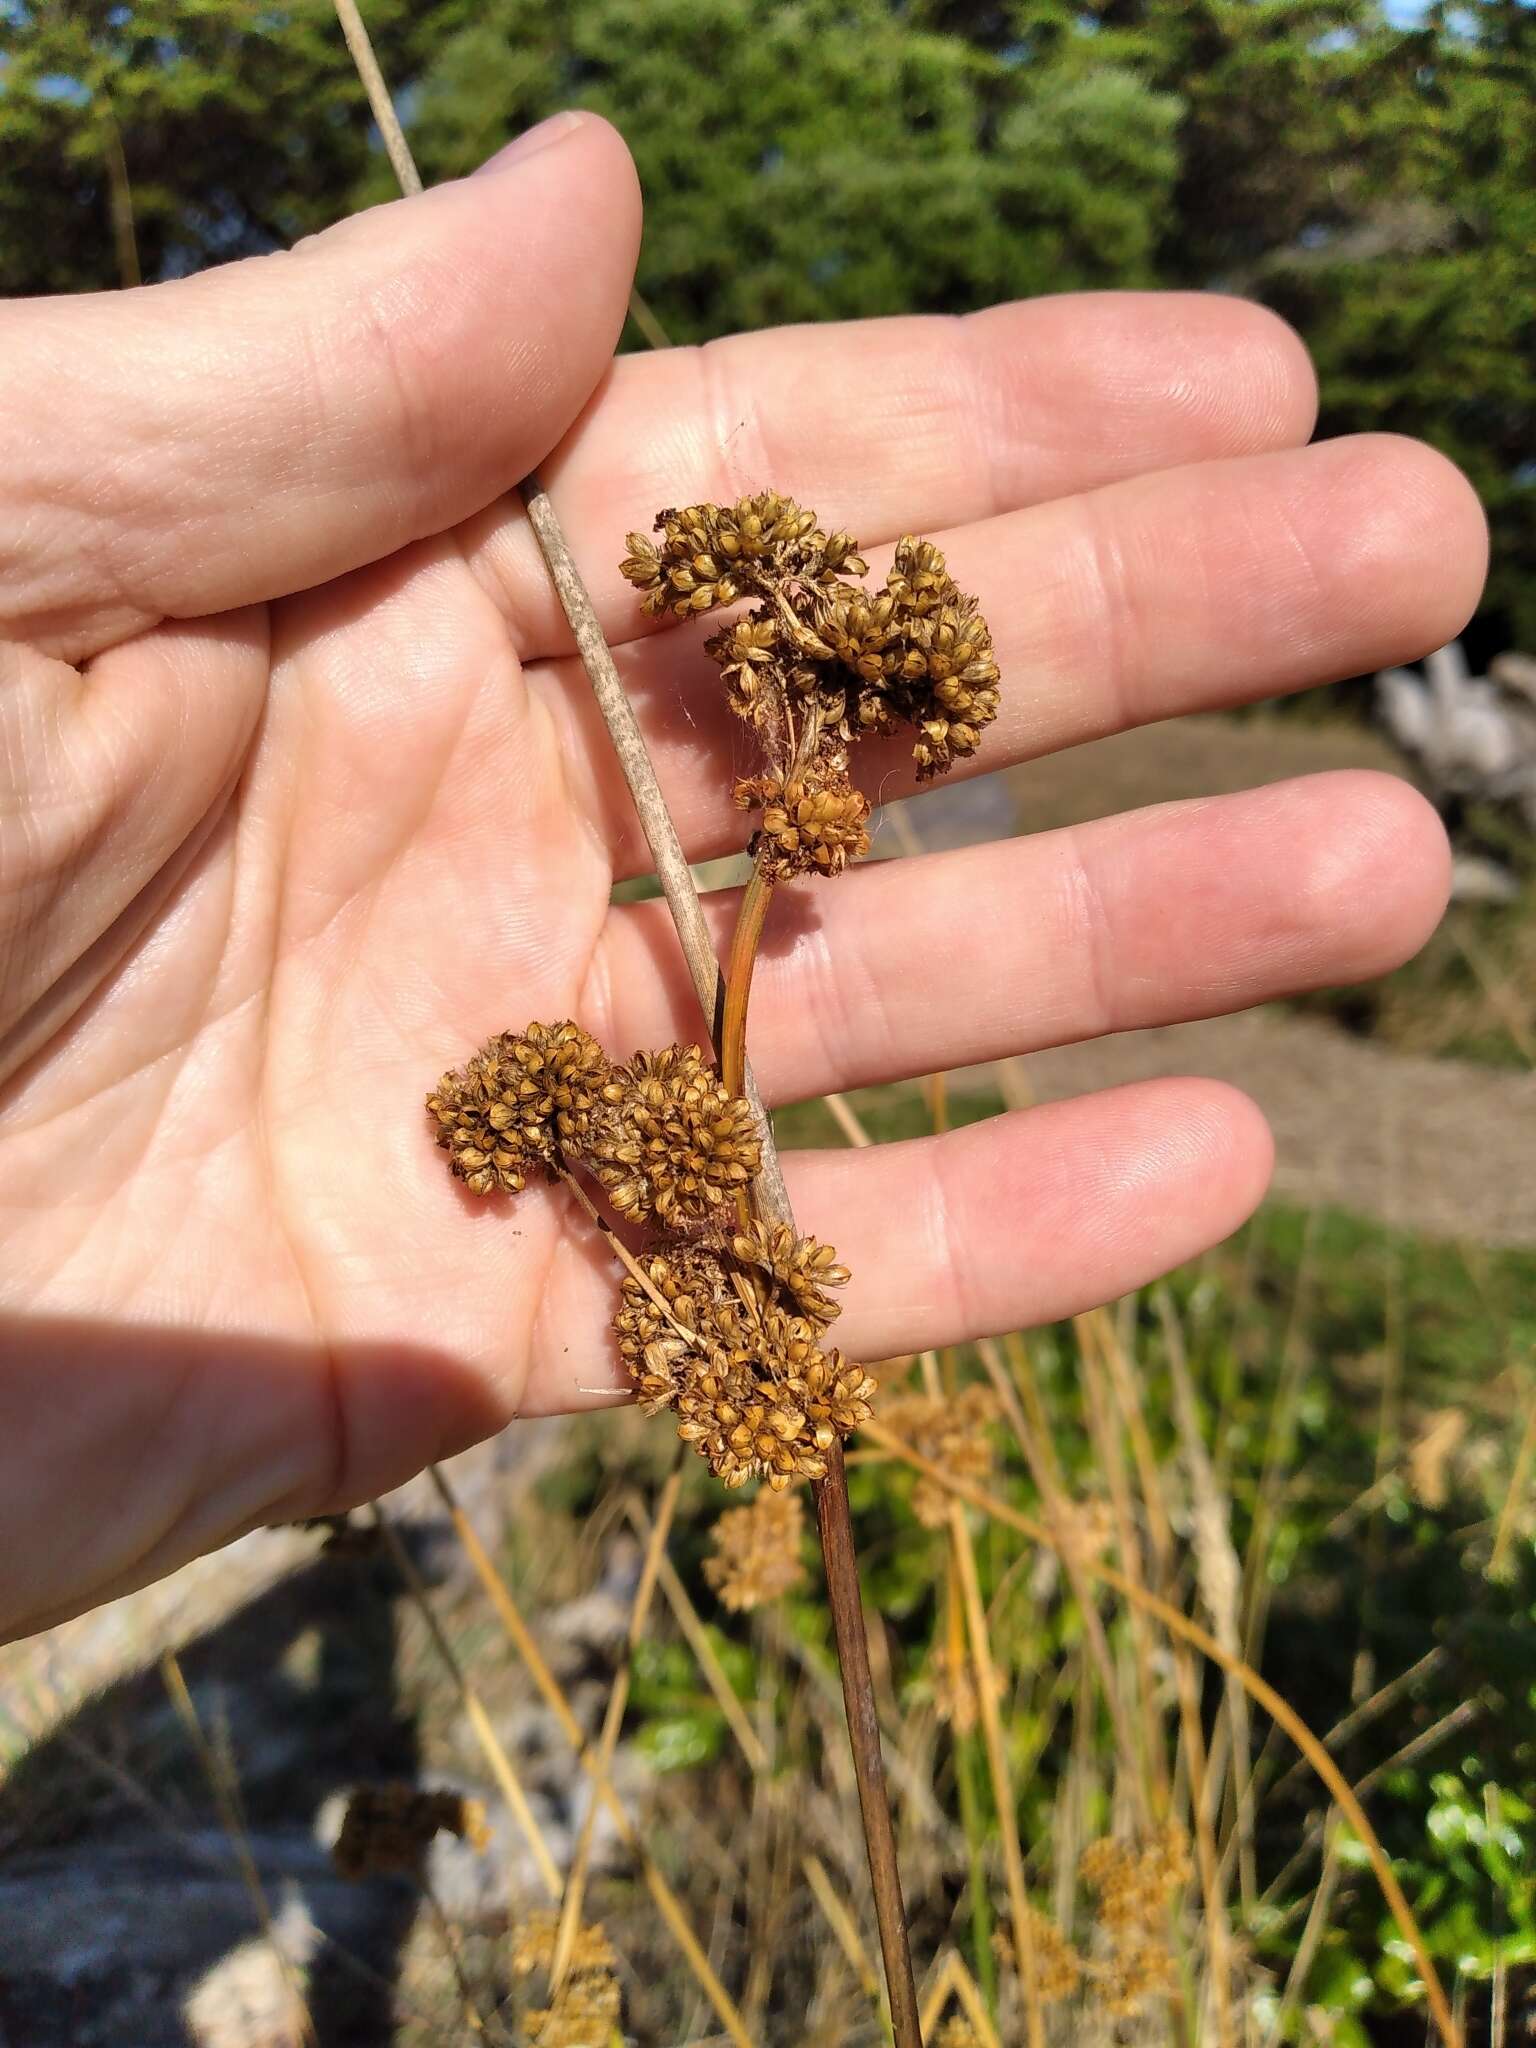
[424,1466,756,2048]
[160,1652,319,2048]
[549,1463,684,1995]
[629,1500,771,1774]
[1157,1284,1257,1921]
[861,1420,1464,2048]
[803,1852,885,2015]
[370,1510,563,1901]
[1489,1353,1536,1581]
[950,1502,1044,2048]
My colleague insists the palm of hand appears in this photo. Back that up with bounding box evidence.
[2,530,635,1629]
[0,119,1484,1638]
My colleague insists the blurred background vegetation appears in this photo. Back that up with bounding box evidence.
[4,0,1534,650]
[1,5,1534,2046]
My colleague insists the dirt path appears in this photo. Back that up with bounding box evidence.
[1003,1009,1536,1248]
[897,714,1536,1246]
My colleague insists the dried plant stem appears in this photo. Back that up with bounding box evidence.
[949,1502,1045,2048]
[815,1449,926,2048]
[721,867,774,1099]
[332,16,914,2030]
[986,1332,1141,1774]
[550,1463,683,1994]
[918,1951,1004,2048]
[862,1421,1462,2048]
[421,1885,496,2038]
[519,476,794,1225]
[161,1652,320,2048]
[424,1466,755,2048]
[370,1509,564,1901]
[332,0,422,196]
[804,1852,886,2018]
[1489,1354,1536,1581]
[628,1501,772,1773]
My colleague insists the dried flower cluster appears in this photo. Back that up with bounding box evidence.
[332,1783,489,1881]
[995,1907,1086,2004]
[621,492,1000,880]
[427,1024,759,1222]
[883,1384,1000,1529]
[510,1910,622,2046]
[1079,1824,1191,2017]
[614,1229,873,1489]
[987,1826,1191,2020]
[427,1029,870,1488]
[704,1485,807,1610]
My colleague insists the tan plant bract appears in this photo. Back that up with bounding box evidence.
[704,1485,808,1611]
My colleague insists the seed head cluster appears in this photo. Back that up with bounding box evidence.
[589,1044,760,1226]
[510,1910,622,2046]
[427,1025,760,1227]
[621,493,1001,880]
[427,1026,871,1488]
[704,1485,807,1611]
[884,1384,1000,1529]
[425,1019,609,1196]
[613,1236,874,1489]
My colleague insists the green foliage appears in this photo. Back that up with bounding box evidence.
[6,0,1530,641]
[397,0,1182,333]
[0,0,450,291]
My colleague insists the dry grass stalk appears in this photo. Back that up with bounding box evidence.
[423,1464,756,2048]
[803,1852,885,2013]
[989,1333,1142,1775]
[548,1463,684,1997]
[628,1497,771,1773]
[861,1420,1464,2048]
[1156,1285,1258,1939]
[370,1509,564,1903]
[1070,1312,1166,1825]
[160,1651,320,2048]
[1489,1353,1536,1581]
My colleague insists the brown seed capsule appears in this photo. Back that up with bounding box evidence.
[425,1020,611,1196]
[728,1218,850,1328]
[588,1044,761,1226]
[611,1238,873,1489]
[736,766,871,880]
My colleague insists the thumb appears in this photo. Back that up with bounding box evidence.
[0,113,641,660]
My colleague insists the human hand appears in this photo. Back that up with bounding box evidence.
[0,115,1484,1639]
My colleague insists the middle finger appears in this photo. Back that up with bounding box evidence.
[588,770,1449,1102]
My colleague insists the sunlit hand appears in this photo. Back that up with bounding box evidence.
[0,115,1485,1639]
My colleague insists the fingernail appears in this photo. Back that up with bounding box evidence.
[472,111,587,177]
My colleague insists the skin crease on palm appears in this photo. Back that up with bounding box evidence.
[0,113,1488,1641]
